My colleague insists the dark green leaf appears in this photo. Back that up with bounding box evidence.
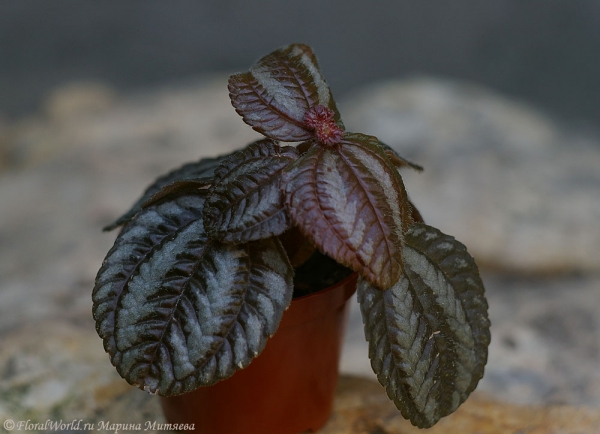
[228,43,342,142]
[282,133,412,289]
[358,223,490,428]
[93,194,294,396]
[203,139,298,243]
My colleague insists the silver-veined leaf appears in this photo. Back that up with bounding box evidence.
[358,223,490,428]
[93,193,294,396]
[282,133,412,289]
[228,43,342,142]
[203,139,298,243]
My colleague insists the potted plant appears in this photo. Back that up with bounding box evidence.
[93,43,490,432]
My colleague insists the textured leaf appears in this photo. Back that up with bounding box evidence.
[228,43,342,141]
[103,155,226,231]
[203,139,299,243]
[358,223,490,428]
[93,193,294,396]
[282,133,412,289]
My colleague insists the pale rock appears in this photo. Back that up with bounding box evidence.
[1,75,599,429]
[343,272,600,407]
[0,76,260,333]
[22,379,69,410]
[0,320,160,422]
[2,75,261,170]
[42,81,117,121]
[321,376,600,434]
[342,77,600,274]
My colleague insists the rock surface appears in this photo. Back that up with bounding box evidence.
[342,77,600,274]
[2,319,598,434]
[0,77,262,335]
[0,320,159,424]
[342,273,600,408]
[321,376,600,434]
[1,76,600,432]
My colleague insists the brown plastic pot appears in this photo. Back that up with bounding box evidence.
[160,272,358,434]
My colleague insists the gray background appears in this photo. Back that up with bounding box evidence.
[2,0,599,128]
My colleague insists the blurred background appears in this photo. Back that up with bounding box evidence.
[1,1,599,431]
[2,0,600,128]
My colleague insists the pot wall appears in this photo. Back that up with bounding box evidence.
[160,272,358,434]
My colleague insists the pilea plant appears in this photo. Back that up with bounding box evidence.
[93,43,490,428]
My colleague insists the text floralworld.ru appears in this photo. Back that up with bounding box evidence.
[2,419,195,433]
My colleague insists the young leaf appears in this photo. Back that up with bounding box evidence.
[203,139,299,243]
[228,43,343,142]
[103,155,226,231]
[357,223,490,428]
[93,193,294,396]
[282,133,412,289]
